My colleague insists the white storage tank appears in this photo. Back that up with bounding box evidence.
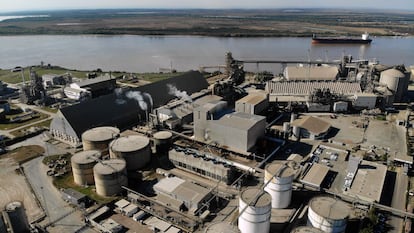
[238,188,272,233]
[153,131,173,153]
[264,161,295,209]
[5,201,30,233]
[283,122,291,133]
[292,126,300,139]
[291,226,324,233]
[380,68,410,102]
[308,196,350,233]
[71,150,101,185]
[205,222,241,233]
[109,135,151,171]
[93,159,128,197]
[82,126,120,154]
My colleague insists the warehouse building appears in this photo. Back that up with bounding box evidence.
[65,75,116,99]
[291,116,331,140]
[153,177,212,215]
[283,65,339,81]
[235,92,268,115]
[50,71,208,146]
[194,100,266,154]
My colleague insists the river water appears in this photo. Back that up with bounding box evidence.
[0,35,413,73]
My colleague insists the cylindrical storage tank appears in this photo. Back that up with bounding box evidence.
[204,222,241,233]
[71,150,102,185]
[264,161,295,209]
[82,126,120,155]
[290,113,297,123]
[292,126,300,139]
[238,188,271,233]
[93,159,128,197]
[379,68,409,102]
[291,226,324,233]
[308,196,350,233]
[5,201,30,233]
[283,122,291,133]
[153,131,173,153]
[109,135,151,171]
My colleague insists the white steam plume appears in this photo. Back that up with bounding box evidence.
[126,91,147,111]
[115,88,126,105]
[167,84,192,102]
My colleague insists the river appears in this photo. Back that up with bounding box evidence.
[0,35,413,73]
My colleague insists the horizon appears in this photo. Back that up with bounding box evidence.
[0,0,413,13]
[1,7,414,15]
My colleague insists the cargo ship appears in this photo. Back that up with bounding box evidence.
[312,33,372,44]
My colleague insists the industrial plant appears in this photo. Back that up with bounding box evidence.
[1,51,413,233]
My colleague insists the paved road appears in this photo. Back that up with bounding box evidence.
[23,156,95,233]
[389,169,408,233]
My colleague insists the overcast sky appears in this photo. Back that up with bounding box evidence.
[0,0,413,12]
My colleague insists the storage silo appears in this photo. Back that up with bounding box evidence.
[264,161,295,209]
[109,135,151,171]
[71,150,101,185]
[379,68,410,102]
[283,122,291,133]
[82,126,120,154]
[205,222,241,233]
[308,196,350,233]
[291,226,324,233]
[5,201,30,233]
[238,188,272,233]
[93,159,128,197]
[153,131,173,153]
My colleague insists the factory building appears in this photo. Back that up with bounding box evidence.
[291,116,331,140]
[155,91,222,129]
[194,101,266,154]
[283,65,339,81]
[61,188,89,207]
[168,147,235,184]
[64,75,116,100]
[42,73,71,89]
[50,71,208,146]
[235,92,268,115]
[153,177,212,215]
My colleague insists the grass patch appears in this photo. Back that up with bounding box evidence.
[4,145,44,164]
[53,173,116,204]
[9,119,52,137]
[40,106,58,113]
[375,115,386,121]
[0,111,49,130]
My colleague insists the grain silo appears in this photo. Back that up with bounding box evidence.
[71,150,101,185]
[82,126,120,154]
[93,159,128,197]
[238,188,272,233]
[308,196,350,233]
[153,131,173,153]
[205,222,240,233]
[4,201,30,233]
[379,68,410,102]
[264,161,295,209]
[109,135,151,171]
[291,226,324,233]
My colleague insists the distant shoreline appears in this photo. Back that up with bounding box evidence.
[0,9,412,37]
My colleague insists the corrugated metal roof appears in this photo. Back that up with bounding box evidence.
[266,81,361,96]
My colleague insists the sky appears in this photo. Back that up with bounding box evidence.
[0,0,413,12]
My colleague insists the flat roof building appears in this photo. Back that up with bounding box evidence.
[300,163,330,190]
[153,177,212,214]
